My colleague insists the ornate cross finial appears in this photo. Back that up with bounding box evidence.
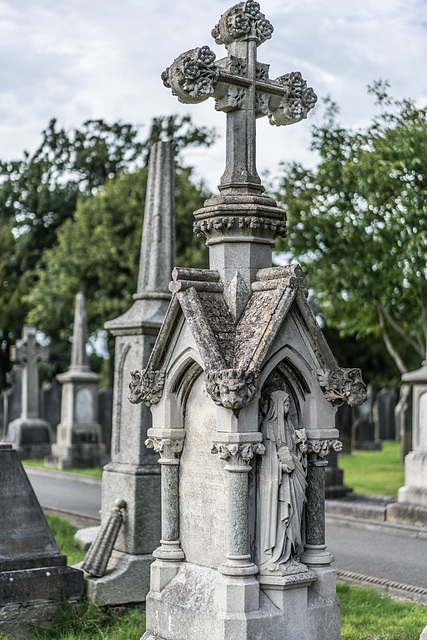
[162,1,317,194]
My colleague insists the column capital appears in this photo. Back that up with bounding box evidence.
[145,428,186,465]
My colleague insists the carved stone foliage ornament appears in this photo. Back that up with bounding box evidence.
[211,1,274,46]
[145,436,184,463]
[211,442,265,466]
[205,368,259,409]
[162,46,218,105]
[162,2,316,125]
[317,367,367,407]
[128,368,165,406]
[307,438,342,462]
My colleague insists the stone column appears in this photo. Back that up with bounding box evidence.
[148,429,185,592]
[301,451,333,568]
[212,435,264,614]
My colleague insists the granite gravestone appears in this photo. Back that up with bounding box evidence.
[83,141,175,605]
[129,4,367,640]
[49,293,107,469]
[6,326,52,459]
[388,362,427,527]
[377,387,396,441]
[0,443,83,638]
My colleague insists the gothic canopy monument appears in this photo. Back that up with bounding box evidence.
[130,3,366,640]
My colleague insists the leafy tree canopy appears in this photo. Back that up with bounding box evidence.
[0,115,215,389]
[273,81,427,375]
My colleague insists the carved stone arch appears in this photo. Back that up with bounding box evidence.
[260,345,312,424]
[168,348,204,411]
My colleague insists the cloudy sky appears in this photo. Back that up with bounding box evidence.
[1,0,427,190]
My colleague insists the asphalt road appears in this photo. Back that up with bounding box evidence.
[25,466,427,593]
[326,516,427,590]
[25,467,102,520]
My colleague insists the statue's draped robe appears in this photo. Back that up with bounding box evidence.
[258,390,307,572]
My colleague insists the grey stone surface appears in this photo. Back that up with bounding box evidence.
[0,443,83,637]
[393,362,427,525]
[49,293,106,469]
[1,365,22,438]
[86,140,175,605]
[396,383,413,462]
[74,526,100,551]
[134,4,366,639]
[97,386,113,453]
[352,389,382,451]
[40,380,62,436]
[5,326,52,459]
[420,625,427,640]
[377,388,396,440]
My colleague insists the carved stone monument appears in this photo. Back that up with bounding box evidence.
[129,4,366,640]
[0,443,83,637]
[83,141,175,605]
[49,293,107,469]
[387,362,427,527]
[6,325,52,459]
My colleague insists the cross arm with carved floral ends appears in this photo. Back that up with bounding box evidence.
[162,1,317,192]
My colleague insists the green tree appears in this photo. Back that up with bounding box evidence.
[0,115,215,389]
[28,163,209,360]
[274,81,427,375]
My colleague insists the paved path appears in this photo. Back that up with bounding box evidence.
[25,466,427,601]
[25,467,102,523]
[326,514,427,596]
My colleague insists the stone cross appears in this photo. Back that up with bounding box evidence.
[11,325,48,421]
[162,0,317,193]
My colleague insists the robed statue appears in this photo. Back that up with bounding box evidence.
[257,389,308,575]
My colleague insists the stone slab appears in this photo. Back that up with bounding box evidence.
[82,550,153,606]
[387,502,427,528]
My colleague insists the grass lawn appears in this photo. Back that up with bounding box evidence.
[338,441,404,498]
[37,514,425,640]
[338,582,427,640]
[22,458,102,478]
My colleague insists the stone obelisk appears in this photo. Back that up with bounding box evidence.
[49,292,106,469]
[84,141,175,605]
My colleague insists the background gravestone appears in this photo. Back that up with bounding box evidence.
[1,366,22,438]
[48,293,107,469]
[352,388,381,450]
[387,362,427,527]
[5,326,52,459]
[377,388,396,441]
[0,443,83,637]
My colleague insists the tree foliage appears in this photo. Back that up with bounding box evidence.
[0,115,215,389]
[274,81,427,374]
[28,165,209,344]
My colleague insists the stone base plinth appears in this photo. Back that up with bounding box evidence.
[82,550,152,606]
[386,501,427,528]
[0,566,83,639]
[143,563,341,640]
[48,442,107,470]
[6,418,52,459]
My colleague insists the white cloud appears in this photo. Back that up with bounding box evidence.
[0,0,426,189]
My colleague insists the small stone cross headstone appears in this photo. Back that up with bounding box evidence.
[11,325,48,421]
[6,325,52,458]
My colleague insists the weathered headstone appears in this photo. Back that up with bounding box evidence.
[130,5,366,640]
[83,141,175,605]
[5,326,52,458]
[1,366,22,438]
[396,383,413,463]
[40,379,62,436]
[97,386,113,454]
[387,362,427,527]
[352,388,382,450]
[0,443,83,638]
[377,388,396,440]
[48,293,107,469]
